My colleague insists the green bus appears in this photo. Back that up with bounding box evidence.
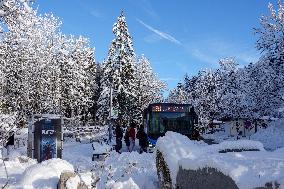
[143,103,198,146]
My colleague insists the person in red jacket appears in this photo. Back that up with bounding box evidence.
[129,122,136,152]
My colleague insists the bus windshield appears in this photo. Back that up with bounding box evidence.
[148,111,193,135]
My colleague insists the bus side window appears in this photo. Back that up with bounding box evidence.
[160,118,166,133]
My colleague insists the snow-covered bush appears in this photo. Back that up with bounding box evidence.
[0,113,17,147]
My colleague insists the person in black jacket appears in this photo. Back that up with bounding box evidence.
[5,131,14,156]
[115,122,123,153]
[137,126,148,154]
[124,127,130,152]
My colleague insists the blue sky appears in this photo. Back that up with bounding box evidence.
[35,0,276,91]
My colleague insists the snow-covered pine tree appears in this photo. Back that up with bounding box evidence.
[97,11,138,125]
[58,36,95,123]
[89,62,103,122]
[245,58,282,118]
[0,0,49,123]
[0,1,96,128]
[194,69,221,127]
[167,82,189,104]
[183,74,198,105]
[254,1,284,117]
[217,58,243,119]
[135,55,166,124]
[255,1,284,72]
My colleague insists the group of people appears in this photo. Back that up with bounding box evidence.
[115,122,148,154]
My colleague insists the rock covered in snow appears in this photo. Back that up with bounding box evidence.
[156,131,207,187]
[66,175,80,189]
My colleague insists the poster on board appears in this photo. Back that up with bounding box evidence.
[40,118,57,162]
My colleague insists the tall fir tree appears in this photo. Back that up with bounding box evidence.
[97,11,138,125]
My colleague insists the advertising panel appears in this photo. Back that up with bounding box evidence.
[40,118,56,162]
[28,115,62,162]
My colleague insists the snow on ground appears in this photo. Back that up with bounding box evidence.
[1,120,283,189]
[21,158,74,189]
[106,178,139,189]
[96,151,158,189]
[250,119,284,150]
[157,131,284,189]
[0,127,158,189]
[0,155,37,188]
[62,138,94,187]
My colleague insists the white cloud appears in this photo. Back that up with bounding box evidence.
[137,19,182,45]
[90,10,103,18]
[185,37,260,66]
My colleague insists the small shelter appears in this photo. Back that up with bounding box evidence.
[222,118,270,138]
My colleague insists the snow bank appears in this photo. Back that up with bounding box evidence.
[155,131,207,186]
[179,150,284,189]
[21,158,74,189]
[106,178,139,189]
[66,175,80,189]
[250,119,284,150]
[0,156,37,188]
[97,151,158,189]
[157,131,284,189]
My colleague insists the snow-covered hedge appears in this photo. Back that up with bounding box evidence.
[0,113,17,146]
[156,131,284,189]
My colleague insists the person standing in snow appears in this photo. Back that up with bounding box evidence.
[136,125,148,153]
[115,122,123,153]
[124,127,130,151]
[5,132,14,157]
[129,122,136,152]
